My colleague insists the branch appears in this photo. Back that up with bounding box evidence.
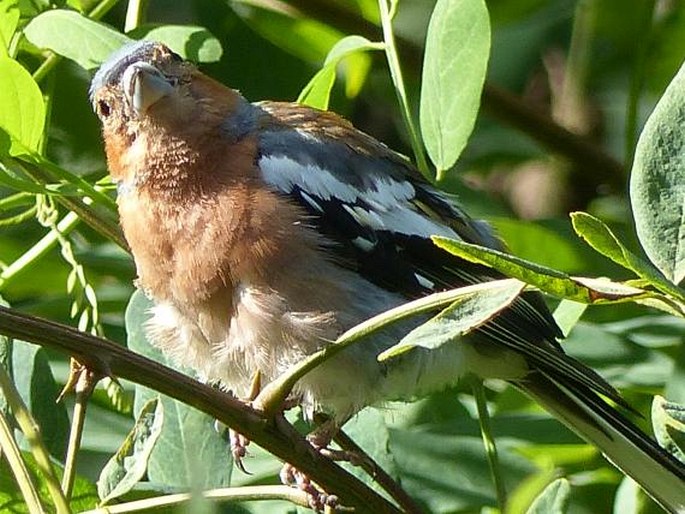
[0,306,402,514]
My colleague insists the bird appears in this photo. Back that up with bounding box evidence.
[90,40,685,512]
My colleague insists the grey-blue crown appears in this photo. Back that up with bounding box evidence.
[89,40,163,101]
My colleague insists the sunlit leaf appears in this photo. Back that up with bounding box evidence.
[0,58,45,153]
[129,25,222,63]
[379,279,524,359]
[525,478,570,514]
[420,0,490,179]
[630,60,685,285]
[98,397,164,503]
[298,35,382,109]
[24,9,130,70]
[652,395,685,465]
[0,0,19,56]
[571,211,685,302]
[552,299,587,337]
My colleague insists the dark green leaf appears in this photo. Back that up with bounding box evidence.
[0,58,45,153]
[420,0,490,178]
[432,236,650,304]
[125,290,233,489]
[24,10,130,70]
[232,1,341,64]
[652,395,685,465]
[525,478,570,514]
[630,60,685,285]
[0,451,99,513]
[97,397,164,503]
[379,279,524,359]
[571,211,685,302]
[11,341,69,460]
[129,25,223,63]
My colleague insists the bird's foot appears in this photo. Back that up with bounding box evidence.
[280,463,340,512]
[307,418,366,467]
[230,428,251,473]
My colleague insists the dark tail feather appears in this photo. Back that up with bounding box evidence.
[516,372,685,514]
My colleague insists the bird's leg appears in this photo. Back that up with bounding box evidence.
[307,414,365,466]
[228,370,262,472]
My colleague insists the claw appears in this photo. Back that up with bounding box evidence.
[229,428,252,474]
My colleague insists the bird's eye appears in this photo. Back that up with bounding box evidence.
[97,100,111,118]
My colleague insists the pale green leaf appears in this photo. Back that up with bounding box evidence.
[420,0,490,178]
[525,478,570,514]
[0,58,45,153]
[552,299,587,337]
[630,60,685,285]
[652,395,685,465]
[125,290,233,489]
[379,279,524,360]
[97,397,164,503]
[131,25,222,63]
[298,35,381,110]
[24,9,130,70]
[571,211,685,302]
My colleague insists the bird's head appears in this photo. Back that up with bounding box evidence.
[90,41,198,135]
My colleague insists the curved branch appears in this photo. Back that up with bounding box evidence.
[0,306,402,514]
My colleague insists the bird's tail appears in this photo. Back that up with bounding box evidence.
[515,372,685,514]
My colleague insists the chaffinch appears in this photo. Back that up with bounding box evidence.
[90,41,685,511]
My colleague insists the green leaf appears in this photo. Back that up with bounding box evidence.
[420,0,490,178]
[232,1,342,64]
[298,35,382,110]
[630,60,685,285]
[129,25,223,63]
[10,341,69,460]
[0,451,99,512]
[525,478,570,514]
[0,0,19,56]
[125,290,233,490]
[651,395,685,465]
[506,460,558,514]
[0,58,45,153]
[432,236,649,304]
[571,211,685,302]
[24,9,131,70]
[97,397,164,503]
[379,278,524,360]
[552,299,587,337]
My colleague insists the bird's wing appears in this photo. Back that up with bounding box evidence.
[243,101,630,407]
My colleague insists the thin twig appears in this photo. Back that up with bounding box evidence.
[473,380,506,510]
[81,485,310,513]
[377,0,429,177]
[60,363,99,500]
[334,428,426,514]
[0,366,71,514]
[0,411,46,514]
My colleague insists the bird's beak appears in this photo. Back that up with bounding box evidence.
[121,62,174,116]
